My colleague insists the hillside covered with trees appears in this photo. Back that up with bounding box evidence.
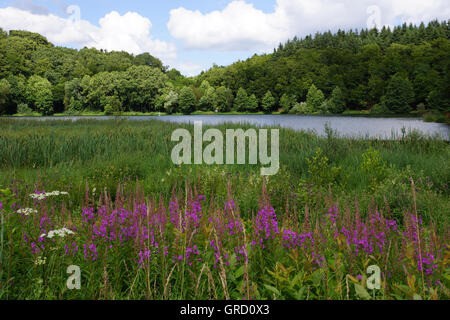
[0,20,449,116]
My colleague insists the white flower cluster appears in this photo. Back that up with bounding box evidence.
[40,227,75,239]
[30,191,69,201]
[34,256,46,266]
[17,208,38,216]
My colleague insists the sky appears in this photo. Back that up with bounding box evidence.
[0,0,449,76]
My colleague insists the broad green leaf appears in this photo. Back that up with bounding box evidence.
[264,284,280,296]
[234,265,244,279]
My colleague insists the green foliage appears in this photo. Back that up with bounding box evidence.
[361,147,387,191]
[1,21,449,115]
[247,94,259,112]
[381,73,414,114]
[195,21,449,115]
[104,104,113,116]
[289,102,312,114]
[26,75,53,115]
[104,95,123,114]
[306,148,342,187]
[261,91,276,113]
[416,103,426,114]
[306,84,325,112]
[329,86,346,114]
[234,87,249,111]
[280,93,296,113]
[178,86,196,114]
[0,78,11,114]
[370,103,390,114]
[164,91,179,114]
[17,103,32,115]
[198,86,217,111]
[427,89,449,112]
[216,86,233,112]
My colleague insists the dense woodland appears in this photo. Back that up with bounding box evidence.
[0,20,449,116]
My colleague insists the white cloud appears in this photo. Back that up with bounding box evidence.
[168,0,450,51]
[173,61,203,77]
[0,7,177,63]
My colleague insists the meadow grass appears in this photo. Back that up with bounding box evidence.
[0,118,448,299]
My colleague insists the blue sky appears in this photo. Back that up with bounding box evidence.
[0,0,449,76]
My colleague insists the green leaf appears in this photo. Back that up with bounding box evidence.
[264,284,280,296]
[234,265,244,279]
[354,284,371,300]
[296,286,306,300]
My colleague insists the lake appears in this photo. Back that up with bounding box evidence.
[10,115,450,140]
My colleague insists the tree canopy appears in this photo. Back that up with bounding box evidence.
[0,20,449,115]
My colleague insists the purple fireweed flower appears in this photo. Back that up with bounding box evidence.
[30,242,40,254]
[253,206,279,247]
[65,242,79,256]
[138,247,152,266]
[418,251,439,276]
[169,201,180,226]
[327,206,339,224]
[81,207,94,223]
[282,229,314,249]
[83,243,98,261]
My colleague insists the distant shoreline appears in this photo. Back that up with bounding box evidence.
[4,111,449,124]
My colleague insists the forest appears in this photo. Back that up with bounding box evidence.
[0,20,449,116]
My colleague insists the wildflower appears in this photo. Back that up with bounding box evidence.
[418,252,439,276]
[327,206,339,224]
[17,208,37,216]
[41,227,75,239]
[34,256,46,266]
[254,206,279,247]
[138,247,152,266]
[65,242,79,256]
[83,243,98,261]
[30,242,40,254]
[29,191,69,201]
[282,229,313,249]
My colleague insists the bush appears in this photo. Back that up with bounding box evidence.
[329,86,346,114]
[370,103,390,114]
[306,84,325,112]
[104,104,113,115]
[360,147,387,191]
[318,100,332,114]
[289,102,310,114]
[416,103,426,114]
[17,103,32,115]
[380,73,414,114]
[306,148,342,187]
[178,86,196,114]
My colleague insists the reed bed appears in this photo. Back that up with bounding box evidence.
[0,118,448,299]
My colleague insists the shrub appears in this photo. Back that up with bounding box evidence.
[306,84,325,112]
[289,102,310,114]
[306,148,342,187]
[104,104,113,115]
[360,147,387,191]
[370,103,390,114]
[17,103,32,115]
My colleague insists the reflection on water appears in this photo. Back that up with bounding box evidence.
[10,115,450,140]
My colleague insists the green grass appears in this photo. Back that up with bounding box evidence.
[0,118,448,225]
[0,118,449,300]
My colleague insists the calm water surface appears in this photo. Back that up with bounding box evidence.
[11,115,450,140]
